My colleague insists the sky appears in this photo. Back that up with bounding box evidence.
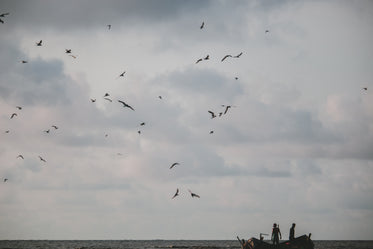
[0,0,373,241]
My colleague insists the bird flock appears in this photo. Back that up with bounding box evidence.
[1,14,369,204]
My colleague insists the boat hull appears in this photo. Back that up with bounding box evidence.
[246,235,314,249]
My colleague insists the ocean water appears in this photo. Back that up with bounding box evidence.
[0,240,372,249]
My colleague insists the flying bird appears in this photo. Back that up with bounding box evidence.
[223,105,231,114]
[208,111,216,119]
[118,71,126,78]
[44,129,50,134]
[17,155,24,159]
[104,97,113,102]
[3,178,8,182]
[265,30,270,34]
[21,60,28,63]
[0,13,9,17]
[221,55,232,62]
[38,156,46,162]
[170,162,179,169]
[90,98,96,102]
[65,49,72,54]
[107,24,111,30]
[172,188,179,199]
[51,125,58,130]
[10,113,17,119]
[204,55,210,60]
[69,55,77,59]
[5,130,10,133]
[362,87,367,91]
[118,100,135,110]
[158,96,163,100]
[16,106,22,110]
[209,130,214,134]
[195,58,203,64]
[36,40,42,46]
[200,21,204,29]
[104,93,110,97]
[188,189,200,198]
[140,122,145,126]
[0,19,3,24]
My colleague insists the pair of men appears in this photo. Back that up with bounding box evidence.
[271,223,296,245]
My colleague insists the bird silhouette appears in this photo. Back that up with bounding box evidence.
[118,100,135,110]
[65,49,72,53]
[0,13,9,17]
[10,113,17,119]
[362,87,368,91]
[90,98,96,102]
[204,55,210,60]
[104,97,113,102]
[107,24,111,30]
[3,178,8,182]
[223,105,231,114]
[69,55,77,59]
[36,40,42,46]
[172,188,179,199]
[21,60,28,63]
[196,58,203,64]
[104,93,110,97]
[170,162,179,169]
[38,156,46,162]
[140,122,145,126]
[188,189,200,198]
[221,55,232,62]
[209,130,214,134]
[0,19,3,24]
[51,125,58,130]
[17,155,24,159]
[208,111,216,119]
[44,129,50,134]
[16,106,22,110]
[200,22,204,29]
[118,71,126,78]
[265,30,270,34]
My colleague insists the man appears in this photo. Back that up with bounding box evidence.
[289,223,296,240]
[271,223,282,245]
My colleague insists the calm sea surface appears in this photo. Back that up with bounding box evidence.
[0,240,372,249]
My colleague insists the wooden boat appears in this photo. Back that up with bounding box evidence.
[240,234,314,249]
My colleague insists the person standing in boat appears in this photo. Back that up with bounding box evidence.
[271,223,282,245]
[289,223,296,241]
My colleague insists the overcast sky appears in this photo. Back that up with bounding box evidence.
[0,0,372,240]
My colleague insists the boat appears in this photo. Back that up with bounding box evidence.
[239,234,314,249]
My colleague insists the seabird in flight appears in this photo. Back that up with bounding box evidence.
[172,188,179,199]
[17,155,24,159]
[221,54,232,62]
[170,162,179,169]
[208,111,216,119]
[36,40,42,46]
[200,22,204,29]
[188,189,200,198]
[38,156,46,162]
[118,100,135,110]
[10,113,17,119]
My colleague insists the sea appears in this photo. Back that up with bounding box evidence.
[0,240,373,249]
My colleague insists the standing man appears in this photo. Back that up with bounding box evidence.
[289,223,296,240]
[271,223,282,245]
